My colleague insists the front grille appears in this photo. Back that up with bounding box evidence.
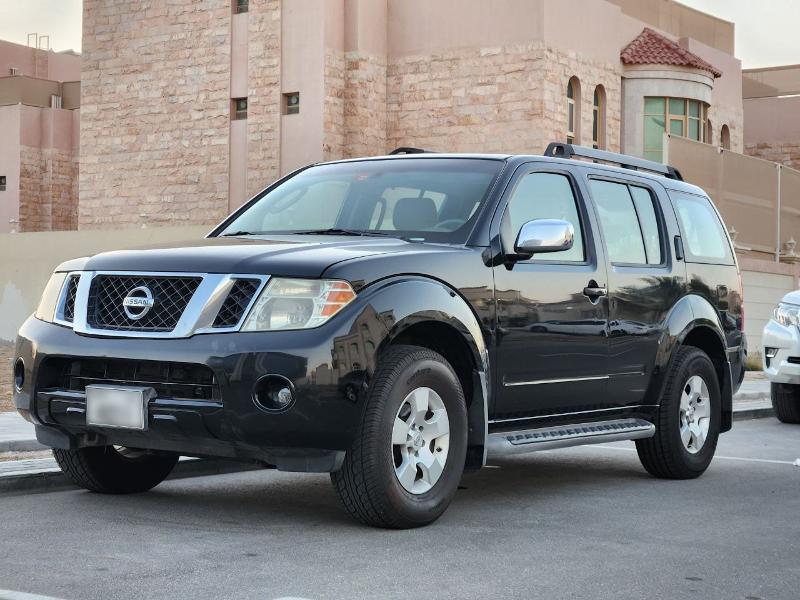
[87,275,202,331]
[62,275,80,322]
[42,357,219,401]
[213,279,260,328]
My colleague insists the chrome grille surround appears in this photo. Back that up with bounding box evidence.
[54,271,270,338]
[87,275,202,331]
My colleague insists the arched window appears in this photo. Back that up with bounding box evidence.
[592,85,606,149]
[567,77,581,144]
[721,124,731,150]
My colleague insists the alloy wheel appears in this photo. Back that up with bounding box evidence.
[679,375,711,454]
[392,387,450,494]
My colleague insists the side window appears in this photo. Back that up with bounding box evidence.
[670,191,733,264]
[589,179,662,265]
[506,172,585,262]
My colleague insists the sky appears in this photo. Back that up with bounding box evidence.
[0,0,797,68]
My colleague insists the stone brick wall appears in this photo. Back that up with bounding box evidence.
[540,46,622,153]
[18,146,78,232]
[79,0,233,228]
[323,48,346,161]
[246,0,281,197]
[745,142,800,171]
[343,52,388,158]
[708,104,744,153]
[0,342,13,412]
[387,43,621,155]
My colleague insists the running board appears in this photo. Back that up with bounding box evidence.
[486,418,655,457]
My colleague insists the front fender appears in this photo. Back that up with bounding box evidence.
[359,277,489,372]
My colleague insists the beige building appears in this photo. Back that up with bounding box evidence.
[78,0,744,229]
[743,64,800,171]
[0,39,80,233]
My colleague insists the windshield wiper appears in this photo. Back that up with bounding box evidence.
[292,228,396,238]
[219,230,263,237]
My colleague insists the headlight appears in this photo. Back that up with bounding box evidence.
[241,278,356,331]
[773,303,800,327]
[34,272,68,323]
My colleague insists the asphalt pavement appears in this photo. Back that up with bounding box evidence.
[1,418,798,600]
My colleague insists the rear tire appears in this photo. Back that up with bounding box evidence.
[331,345,468,528]
[53,446,179,494]
[771,383,800,424]
[636,346,721,479]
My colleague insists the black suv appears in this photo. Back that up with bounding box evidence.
[14,144,746,528]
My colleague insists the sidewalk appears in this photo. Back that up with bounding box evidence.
[0,373,774,455]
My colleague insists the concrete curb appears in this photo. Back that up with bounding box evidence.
[0,457,262,495]
[732,405,774,421]
[0,440,46,453]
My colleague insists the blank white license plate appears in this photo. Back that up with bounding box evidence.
[86,385,151,430]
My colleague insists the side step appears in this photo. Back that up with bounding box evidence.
[486,418,655,457]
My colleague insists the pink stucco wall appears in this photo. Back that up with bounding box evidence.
[0,39,79,82]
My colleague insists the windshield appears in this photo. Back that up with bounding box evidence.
[218,158,504,243]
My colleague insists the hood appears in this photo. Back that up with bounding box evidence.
[782,290,800,306]
[80,235,457,278]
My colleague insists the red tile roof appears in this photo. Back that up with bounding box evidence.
[621,27,722,78]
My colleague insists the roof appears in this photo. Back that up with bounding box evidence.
[621,27,722,78]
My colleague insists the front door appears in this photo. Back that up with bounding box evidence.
[493,166,610,420]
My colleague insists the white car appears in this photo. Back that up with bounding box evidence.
[762,291,800,423]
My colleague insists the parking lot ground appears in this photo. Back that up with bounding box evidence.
[1,418,798,600]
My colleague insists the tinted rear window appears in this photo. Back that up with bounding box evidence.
[670,191,733,264]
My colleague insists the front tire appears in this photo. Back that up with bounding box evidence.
[636,346,721,479]
[53,446,179,494]
[771,383,800,423]
[331,345,468,528]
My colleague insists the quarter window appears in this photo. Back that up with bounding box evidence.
[670,191,733,264]
[505,172,585,262]
[589,180,662,265]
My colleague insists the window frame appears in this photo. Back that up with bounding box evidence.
[668,189,735,266]
[587,174,668,269]
[498,167,595,267]
[644,96,709,161]
[567,82,576,144]
[592,86,606,150]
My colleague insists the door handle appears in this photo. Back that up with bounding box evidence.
[583,284,607,299]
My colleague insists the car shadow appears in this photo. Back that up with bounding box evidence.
[56,446,656,530]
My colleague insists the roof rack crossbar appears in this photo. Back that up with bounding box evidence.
[544,142,683,181]
[389,147,437,155]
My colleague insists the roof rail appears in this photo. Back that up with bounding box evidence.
[543,142,683,181]
[388,147,437,155]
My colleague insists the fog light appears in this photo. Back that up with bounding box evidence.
[14,358,24,391]
[253,375,295,412]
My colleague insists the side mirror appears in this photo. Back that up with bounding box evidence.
[514,219,574,256]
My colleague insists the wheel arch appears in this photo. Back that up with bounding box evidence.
[356,276,490,470]
[650,294,733,432]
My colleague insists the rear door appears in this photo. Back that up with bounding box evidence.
[584,173,686,408]
[492,163,610,420]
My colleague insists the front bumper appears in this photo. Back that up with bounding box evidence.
[762,319,800,384]
[13,316,369,472]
